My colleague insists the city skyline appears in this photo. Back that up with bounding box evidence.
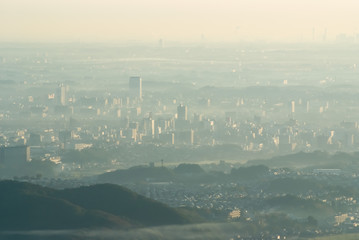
[2,1,359,238]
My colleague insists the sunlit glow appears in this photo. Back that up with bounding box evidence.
[0,0,358,42]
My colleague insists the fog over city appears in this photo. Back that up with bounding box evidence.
[1,1,359,240]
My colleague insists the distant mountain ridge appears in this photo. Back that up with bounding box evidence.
[248,150,359,170]
[97,164,270,184]
[0,180,197,231]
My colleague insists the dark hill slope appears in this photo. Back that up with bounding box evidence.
[248,151,359,170]
[0,180,195,231]
[56,184,191,226]
[0,181,129,230]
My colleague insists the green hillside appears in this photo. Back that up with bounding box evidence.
[56,184,193,226]
[0,180,197,230]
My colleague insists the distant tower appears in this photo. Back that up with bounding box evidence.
[290,101,295,119]
[291,101,295,113]
[0,145,31,165]
[129,76,142,100]
[57,84,66,106]
[177,104,188,121]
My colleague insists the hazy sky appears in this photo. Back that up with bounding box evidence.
[1,0,358,43]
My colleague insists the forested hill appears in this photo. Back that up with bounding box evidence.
[0,180,198,231]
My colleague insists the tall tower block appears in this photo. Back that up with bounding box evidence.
[177,104,188,121]
[57,84,66,106]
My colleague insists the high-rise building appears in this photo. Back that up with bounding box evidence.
[129,76,142,99]
[57,84,66,106]
[0,145,31,165]
[291,101,295,113]
[177,104,188,121]
[144,118,155,137]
